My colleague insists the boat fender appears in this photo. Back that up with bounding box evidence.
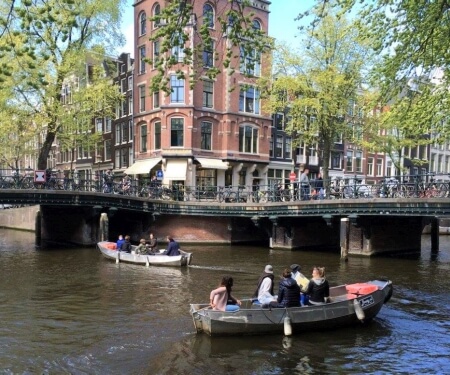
[284,316,292,336]
[353,299,365,321]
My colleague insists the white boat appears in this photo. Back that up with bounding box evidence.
[97,241,193,267]
[190,279,393,336]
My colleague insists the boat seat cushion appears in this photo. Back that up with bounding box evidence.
[345,283,378,295]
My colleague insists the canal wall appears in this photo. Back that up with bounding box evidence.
[0,205,39,232]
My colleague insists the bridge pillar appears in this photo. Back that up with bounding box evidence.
[345,216,424,256]
[100,213,109,242]
[35,209,42,247]
[431,217,439,254]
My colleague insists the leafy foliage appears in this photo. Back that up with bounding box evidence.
[262,3,372,181]
[0,0,125,169]
[146,0,272,94]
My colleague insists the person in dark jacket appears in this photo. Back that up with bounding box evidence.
[146,233,158,254]
[270,268,300,308]
[120,235,132,253]
[162,236,180,256]
[305,266,330,305]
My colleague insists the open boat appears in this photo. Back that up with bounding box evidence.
[190,279,393,336]
[97,241,193,267]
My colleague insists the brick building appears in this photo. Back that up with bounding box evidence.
[128,0,272,190]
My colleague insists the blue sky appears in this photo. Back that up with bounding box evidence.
[120,0,313,56]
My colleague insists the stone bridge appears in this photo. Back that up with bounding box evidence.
[0,189,447,256]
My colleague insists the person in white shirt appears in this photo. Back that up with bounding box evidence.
[253,265,276,305]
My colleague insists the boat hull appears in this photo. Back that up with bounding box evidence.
[190,280,392,336]
[97,241,192,267]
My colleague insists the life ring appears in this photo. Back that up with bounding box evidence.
[345,283,378,295]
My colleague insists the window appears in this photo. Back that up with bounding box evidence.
[239,125,258,154]
[115,123,121,145]
[376,158,383,176]
[115,149,120,168]
[139,85,145,112]
[355,151,362,173]
[285,137,292,159]
[203,40,214,68]
[240,47,261,76]
[274,113,284,130]
[201,121,212,150]
[154,121,161,149]
[139,12,146,35]
[239,86,260,114]
[128,95,133,115]
[105,117,112,133]
[121,78,126,93]
[367,157,374,176]
[153,41,160,68]
[253,19,261,30]
[105,139,112,160]
[346,150,353,172]
[96,118,103,133]
[203,3,214,28]
[128,76,132,90]
[122,122,129,142]
[153,4,161,28]
[171,33,185,62]
[138,46,146,74]
[153,91,160,109]
[275,135,283,157]
[269,135,273,157]
[121,148,128,167]
[170,75,184,103]
[332,152,341,168]
[202,80,213,108]
[171,118,184,147]
[140,125,147,152]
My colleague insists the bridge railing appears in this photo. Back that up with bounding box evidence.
[1,170,450,202]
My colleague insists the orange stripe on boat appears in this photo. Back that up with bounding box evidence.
[345,283,378,295]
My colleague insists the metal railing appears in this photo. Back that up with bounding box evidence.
[1,170,450,203]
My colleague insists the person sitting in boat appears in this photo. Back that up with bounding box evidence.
[210,276,241,312]
[116,234,125,249]
[304,266,330,305]
[290,263,310,305]
[146,233,158,254]
[162,236,180,256]
[120,235,132,253]
[269,268,300,308]
[253,265,276,305]
[136,239,147,254]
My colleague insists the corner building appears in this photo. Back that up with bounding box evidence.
[131,0,272,191]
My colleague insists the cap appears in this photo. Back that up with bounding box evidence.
[264,265,273,274]
[290,264,300,272]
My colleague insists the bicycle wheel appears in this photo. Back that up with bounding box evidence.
[161,188,173,200]
[218,192,225,203]
[226,192,237,203]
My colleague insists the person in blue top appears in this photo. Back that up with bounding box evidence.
[162,236,180,256]
[116,234,125,249]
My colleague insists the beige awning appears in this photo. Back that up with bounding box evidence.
[195,157,229,170]
[164,159,187,180]
[124,158,161,175]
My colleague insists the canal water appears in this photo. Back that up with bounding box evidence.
[0,228,449,374]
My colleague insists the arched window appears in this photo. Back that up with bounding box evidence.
[153,4,161,28]
[139,12,146,35]
[252,19,261,30]
[203,3,214,28]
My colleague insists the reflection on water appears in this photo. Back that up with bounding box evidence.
[0,229,449,374]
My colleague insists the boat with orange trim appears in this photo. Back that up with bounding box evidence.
[190,279,393,336]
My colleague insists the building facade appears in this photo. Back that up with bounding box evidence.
[128,0,272,190]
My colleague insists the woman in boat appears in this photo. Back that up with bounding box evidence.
[269,268,301,308]
[162,236,180,256]
[304,266,330,305]
[210,276,241,312]
[146,233,158,254]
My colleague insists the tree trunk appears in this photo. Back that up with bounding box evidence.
[37,130,56,170]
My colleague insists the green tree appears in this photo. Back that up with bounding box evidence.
[263,5,372,182]
[0,0,125,170]
[313,0,450,171]
[147,0,272,94]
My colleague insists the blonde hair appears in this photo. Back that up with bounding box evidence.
[313,266,326,278]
